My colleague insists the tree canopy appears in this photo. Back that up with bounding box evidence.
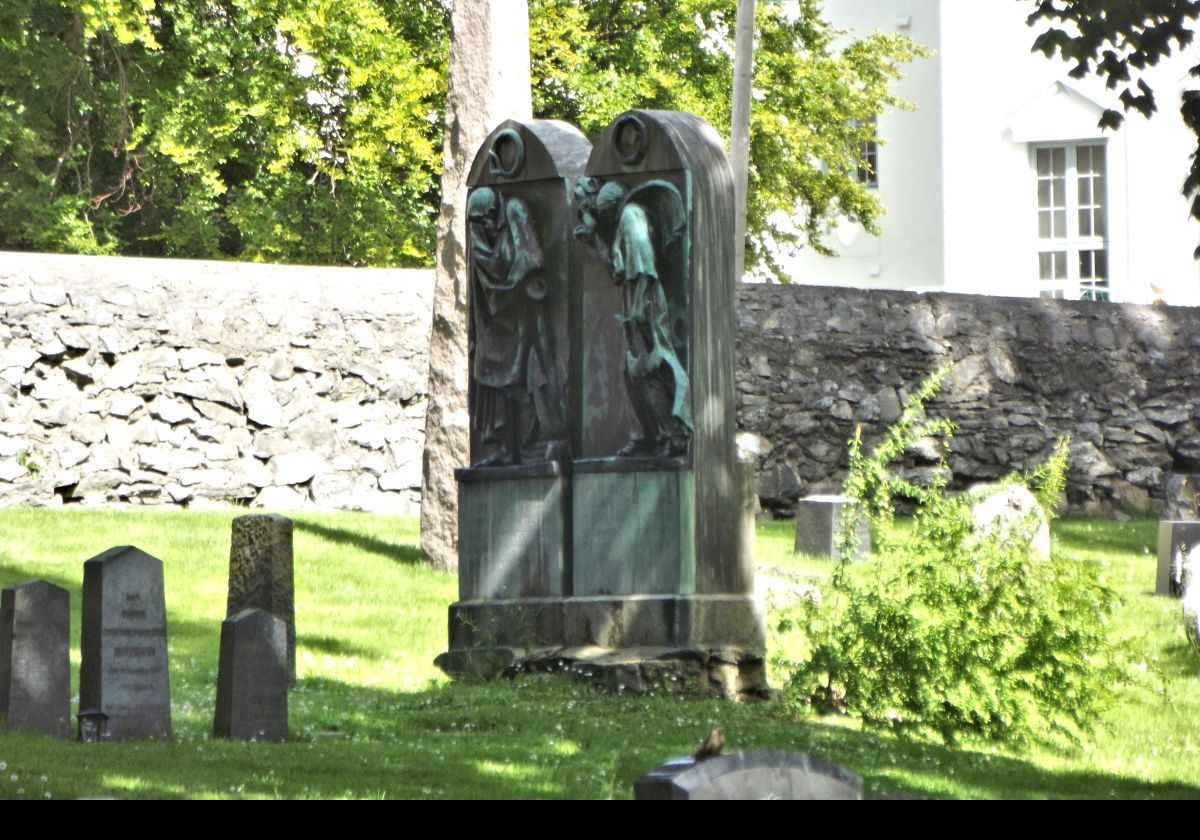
[0,0,922,275]
[1026,0,1200,238]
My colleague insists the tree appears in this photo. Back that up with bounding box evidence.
[0,0,448,265]
[528,0,924,279]
[1026,0,1200,248]
[0,1,920,275]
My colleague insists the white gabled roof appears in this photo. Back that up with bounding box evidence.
[1006,81,1113,143]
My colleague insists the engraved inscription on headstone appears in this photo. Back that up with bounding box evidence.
[213,608,288,742]
[0,580,70,738]
[227,514,295,684]
[80,546,172,740]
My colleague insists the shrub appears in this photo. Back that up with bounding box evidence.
[781,369,1121,744]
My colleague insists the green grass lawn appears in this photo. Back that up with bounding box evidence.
[0,507,1194,799]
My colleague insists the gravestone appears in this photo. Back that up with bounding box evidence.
[227,514,295,683]
[214,608,288,742]
[794,495,870,561]
[79,546,171,740]
[635,751,863,800]
[0,580,70,738]
[438,112,765,696]
[1157,520,1200,596]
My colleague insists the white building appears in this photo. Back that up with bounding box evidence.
[784,0,1200,305]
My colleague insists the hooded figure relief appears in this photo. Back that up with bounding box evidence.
[467,186,564,466]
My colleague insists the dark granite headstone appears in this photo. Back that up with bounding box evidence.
[80,546,171,740]
[0,580,70,738]
[214,608,288,742]
[635,751,863,800]
[227,514,295,684]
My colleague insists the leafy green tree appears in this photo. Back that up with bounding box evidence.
[1026,0,1200,245]
[529,0,925,278]
[0,0,447,265]
[0,0,919,273]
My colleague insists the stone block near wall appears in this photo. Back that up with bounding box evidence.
[794,495,869,561]
[1156,520,1200,596]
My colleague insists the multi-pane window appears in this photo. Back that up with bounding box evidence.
[1036,144,1108,300]
[856,118,878,188]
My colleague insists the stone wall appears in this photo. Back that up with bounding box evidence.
[3,253,1197,519]
[736,283,1200,516]
[0,252,433,514]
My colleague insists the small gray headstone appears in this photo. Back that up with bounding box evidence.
[635,750,863,800]
[79,546,171,740]
[214,608,288,742]
[227,514,295,684]
[0,580,70,738]
[794,495,870,561]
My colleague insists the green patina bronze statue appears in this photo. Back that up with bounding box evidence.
[574,176,693,457]
[466,186,564,466]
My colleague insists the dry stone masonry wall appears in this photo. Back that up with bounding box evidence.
[736,283,1200,517]
[1,253,1196,518]
[0,252,432,514]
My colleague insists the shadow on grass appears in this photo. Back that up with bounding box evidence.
[292,518,423,566]
[4,673,1199,799]
[298,634,379,660]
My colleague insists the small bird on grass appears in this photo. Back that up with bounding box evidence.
[693,725,725,761]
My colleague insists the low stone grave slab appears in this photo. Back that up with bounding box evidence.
[635,750,862,800]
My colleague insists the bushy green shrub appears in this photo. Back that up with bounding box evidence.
[781,370,1121,744]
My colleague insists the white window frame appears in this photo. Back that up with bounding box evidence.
[1032,142,1109,301]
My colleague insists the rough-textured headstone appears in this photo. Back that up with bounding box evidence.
[227,514,295,683]
[79,546,171,740]
[967,482,1051,560]
[1156,520,1200,596]
[0,580,70,738]
[635,751,863,800]
[213,608,288,742]
[794,495,870,561]
[422,0,534,572]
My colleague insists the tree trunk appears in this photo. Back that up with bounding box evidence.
[421,0,533,570]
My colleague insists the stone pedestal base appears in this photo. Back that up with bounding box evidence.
[435,594,767,699]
